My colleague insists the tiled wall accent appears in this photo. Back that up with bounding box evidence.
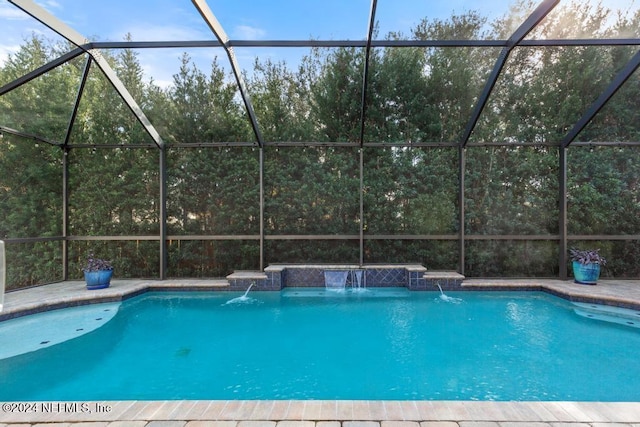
[226,271,282,291]
[227,277,261,291]
[406,268,427,290]
[365,268,406,287]
[265,268,284,290]
[282,266,411,287]
[230,265,464,290]
[418,271,465,291]
[284,267,327,287]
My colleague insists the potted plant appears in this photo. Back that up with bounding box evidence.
[569,248,606,285]
[82,254,114,290]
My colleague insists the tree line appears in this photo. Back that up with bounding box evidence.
[0,1,639,289]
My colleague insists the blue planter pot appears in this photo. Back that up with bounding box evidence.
[84,270,113,290]
[572,261,600,285]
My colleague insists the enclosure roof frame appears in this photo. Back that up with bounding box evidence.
[460,0,560,147]
[7,0,164,149]
[191,0,265,148]
[562,49,640,148]
[1,1,640,148]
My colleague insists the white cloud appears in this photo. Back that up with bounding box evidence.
[111,22,210,42]
[42,0,61,9]
[0,2,28,19]
[0,43,19,66]
[233,25,266,40]
[33,0,61,14]
[139,56,177,90]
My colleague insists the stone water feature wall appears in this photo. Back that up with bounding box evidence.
[226,264,464,291]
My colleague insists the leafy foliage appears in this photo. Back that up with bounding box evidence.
[1,2,640,287]
[82,253,113,272]
[569,248,607,266]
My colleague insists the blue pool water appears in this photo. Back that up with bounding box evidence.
[1,289,640,401]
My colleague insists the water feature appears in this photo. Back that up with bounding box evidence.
[435,282,463,304]
[351,269,365,291]
[224,283,257,305]
[324,270,349,290]
[324,269,365,292]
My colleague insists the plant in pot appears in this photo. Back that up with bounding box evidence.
[82,254,114,290]
[569,248,606,285]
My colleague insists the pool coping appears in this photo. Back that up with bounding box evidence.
[1,278,640,425]
[462,278,640,311]
[2,277,640,321]
[0,400,640,424]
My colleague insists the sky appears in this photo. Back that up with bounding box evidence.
[0,0,638,88]
[0,0,516,87]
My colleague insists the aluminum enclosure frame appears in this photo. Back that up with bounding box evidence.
[1,0,640,282]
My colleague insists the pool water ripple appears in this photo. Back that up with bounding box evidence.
[0,290,639,401]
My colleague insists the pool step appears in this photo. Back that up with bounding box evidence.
[0,302,121,359]
[572,302,640,328]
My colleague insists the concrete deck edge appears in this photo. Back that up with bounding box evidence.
[1,400,640,424]
[3,278,639,321]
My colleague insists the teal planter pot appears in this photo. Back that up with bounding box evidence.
[572,261,601,285]
[84,270,113,290]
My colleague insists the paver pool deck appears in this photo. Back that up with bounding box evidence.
[1,278,640,427]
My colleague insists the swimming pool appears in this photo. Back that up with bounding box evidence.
[1,288,639,401]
